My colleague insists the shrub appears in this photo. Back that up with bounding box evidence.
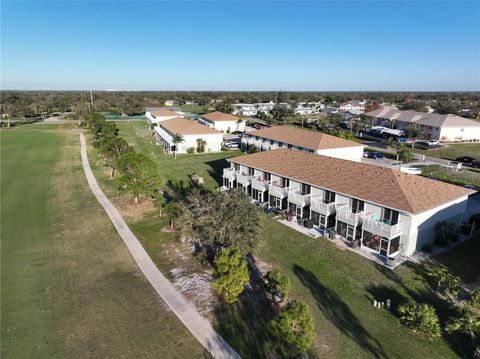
[434,221,457,246]
[264,270,291,305]
[211,248,250,304]
[398,302,441,340]
[471,289,480,309]
[247,144,258,153]
[446,309,480,341]
[474,346,480,359]
[429,267,463,299]
[421,244,433,253]
[186,147,195,154]
[268,300,315,357]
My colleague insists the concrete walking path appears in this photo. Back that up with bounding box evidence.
[79,133,241,359]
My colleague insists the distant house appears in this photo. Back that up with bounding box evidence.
[146,108,183,125]
[294,103,319,115]
[164,100,178,107]
[153,117,223,154]
[365,107,480,142]
[339,100,366,113]
[232,104,257,116]
[199,111,246,133]
[241,125,365,162]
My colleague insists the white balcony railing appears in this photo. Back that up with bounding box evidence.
[336,205,366,226]
[310,198,337,216]
[236,173,252,187]
[269,183,289,198]
[287,190,311,207]
[363,216,402,238]
[222,168,237,181]
[252,177,269,192]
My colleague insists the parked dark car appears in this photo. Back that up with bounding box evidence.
[455,156,477,165]
[413,141,442,150]
[363,151,385,159]
[471,160,480,169]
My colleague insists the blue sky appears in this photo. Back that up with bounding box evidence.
[1,1,479,91]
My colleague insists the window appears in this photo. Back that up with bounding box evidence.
[288,144,293,149]
[301,183,311,195]
[351,199,365,213]
[264,172,271,181]
[248,167,254,176]
[234,164,240,171]
[280,177,290,188]
[270,139,274,145]
[324,190,336,204]
[389,236,400,255]
[278,142,283,147]
[382,208,399,225]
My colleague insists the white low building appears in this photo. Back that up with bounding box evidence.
[199,111,246,133]
[146,108,184,124]
[365,107,480,142]
[222,149,474,258]
[241,126,365,162]
[232,104,257,116]
[153,117,223,154]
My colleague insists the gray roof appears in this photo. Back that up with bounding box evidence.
[365,107,480,128]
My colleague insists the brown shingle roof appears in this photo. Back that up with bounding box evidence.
[202,111,239,122]
[248,126,363,151]
[160,118,221,135]
[151,109,181,117]
[228,149,473,214]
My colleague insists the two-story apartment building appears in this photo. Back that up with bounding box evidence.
[241,126,365,162]
[222,149,473,258]
[198,111,246,133]
[146,108,184,124]
[153,117,223,153]
[365,107,480,142]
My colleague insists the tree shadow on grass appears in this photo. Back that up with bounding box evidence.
[371,261,472,358]
[293,264,388,359]
[205,158,230,187]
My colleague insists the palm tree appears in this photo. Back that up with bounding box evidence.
[196,138,207,153]
[173,133,184,159]
[446,309,480,342]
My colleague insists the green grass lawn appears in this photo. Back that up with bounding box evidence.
[433,233,480,283]
[115,121,243,191]
[413,143,480,161]
[421,164,480,188]
[1,127,206,358]
[86,121,473,358]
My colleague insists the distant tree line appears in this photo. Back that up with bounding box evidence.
[1,90,479,119]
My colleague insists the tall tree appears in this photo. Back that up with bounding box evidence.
[196,138,207,153]
[175,189,264,259]
[264,270,291,305]
[211,247,250,304]
[116,152,162,203]
[268,300,315,357]
[99,137,132,178]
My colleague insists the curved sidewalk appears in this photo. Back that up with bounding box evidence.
[79,133,241,359]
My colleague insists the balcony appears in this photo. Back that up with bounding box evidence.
[222,168,237,181]
[252,177,269,192]
[261,142,270,151]
[269,183,289,198]
[336,205,366,226]
[310,198,337,216]
[288,190,311,207]
[363,216,402,238]
[236,173,252,187]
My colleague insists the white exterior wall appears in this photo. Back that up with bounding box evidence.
[403,196,469,255]
[438,126,480,142]
[145,111,180,124]
[211,120,246,133]
[154,127,222,153]
[316,146,365,162]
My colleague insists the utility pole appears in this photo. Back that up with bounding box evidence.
[89,84,94,112]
